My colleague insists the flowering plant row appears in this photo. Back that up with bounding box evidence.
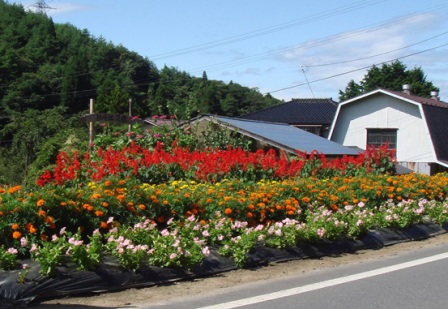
[1,171,448,274]
[37,141,396,187]
[1,195,448,274]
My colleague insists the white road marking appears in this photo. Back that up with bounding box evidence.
[198,251,448,309]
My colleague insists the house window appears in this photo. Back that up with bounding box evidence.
[366,129,397,149]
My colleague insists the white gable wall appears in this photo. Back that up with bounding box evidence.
[330,94,436,173]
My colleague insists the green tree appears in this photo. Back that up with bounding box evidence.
[339,61,439,101]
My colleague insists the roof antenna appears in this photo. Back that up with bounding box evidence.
[301,65,315,98]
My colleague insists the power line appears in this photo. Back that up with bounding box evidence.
[266,43,448,95]
[185,6,448,76]
[149,0,389,61]
[304,31,448,68]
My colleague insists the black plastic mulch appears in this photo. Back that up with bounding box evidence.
[1,223,447,307]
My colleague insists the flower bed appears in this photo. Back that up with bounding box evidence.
[1,140,448,275]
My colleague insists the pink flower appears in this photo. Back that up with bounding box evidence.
[7,248,18,255]
[169,253,177,260]
[317,228,326,238]
[29,243,38,253]
[20,237,28,248]
[202,246,210,256]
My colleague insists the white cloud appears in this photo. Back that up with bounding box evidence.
[268,12,446,100]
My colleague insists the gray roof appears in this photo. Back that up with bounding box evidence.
[203,115,359,156]
[239,98,338,125]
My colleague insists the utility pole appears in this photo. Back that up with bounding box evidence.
[128,99,132,132]
[89,99,94,150]
[31,0,55,14]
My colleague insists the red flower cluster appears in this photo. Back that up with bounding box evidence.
[37,142,396,186]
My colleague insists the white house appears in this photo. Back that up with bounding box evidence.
[328,85,448,175]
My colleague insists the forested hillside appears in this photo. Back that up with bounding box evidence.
[0,1,280,185]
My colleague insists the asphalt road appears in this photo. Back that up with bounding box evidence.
[141,241,448,309]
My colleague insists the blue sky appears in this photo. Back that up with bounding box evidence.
[17,0,448,102]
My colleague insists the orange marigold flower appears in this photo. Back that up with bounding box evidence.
[37,199,45,207]
[60,201,67,206]
[102,201,109,207]
[247,211,253,219]
[95,210,104,217]
[41,233,48,241]
[184,192,191,198]
[116,195,125,201]
[104,189,114,196]
[11,223,19,230]
[8,185,21,194]
[12,231,22,239]
[224,208,232,215]
[104,181,112,187]
[138,204,146,210]
[38,210,46,217]
[45,216,54,224]
[29,226,37,234]
[157,215,165,223]
[100,221,108,229]
[91,193,102,199]
[163,200,169,205]
[301,197,311,203]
